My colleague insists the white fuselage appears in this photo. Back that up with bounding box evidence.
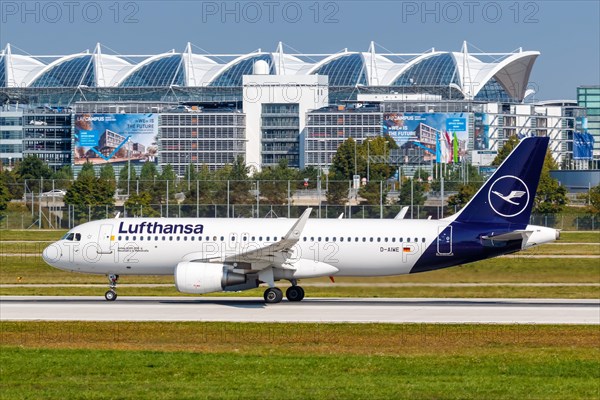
[43,217,558,279]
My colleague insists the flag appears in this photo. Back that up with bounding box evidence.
[453,132,459,163]
[445,131,452,163]
[435,132,441,163]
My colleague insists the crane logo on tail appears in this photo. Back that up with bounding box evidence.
[488,176,530,218]
[491,190,526,205]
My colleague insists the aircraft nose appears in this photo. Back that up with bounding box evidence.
[42,243,62,266]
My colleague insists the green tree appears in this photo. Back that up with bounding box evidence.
[326,172,349,205]
[99,164,116,193]
[154,164,176,204]
[534,151,568,214]
[0,165,23,200]
[118,163,137,192]
[195,165,216,205]
[139,162,158,193]
[254,159,298,204]
[64,166,115,223]
[15,155,53,193]
[397,178,427,207]
[78,161,96,180]
[492,135,520,166]
[216,156,252,204]
[329,136,397,205]
[15,155,53,180]
[51,165,73,192]
[330,138,362,180]
[359,181,386,206]
[124,192,159,217]
[0,178,10,215]
[447,184,478,210]
[587,185,600,216]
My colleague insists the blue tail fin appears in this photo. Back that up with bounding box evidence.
[451,136,549,227]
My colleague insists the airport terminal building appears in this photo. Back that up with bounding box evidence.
[1,42,596,175]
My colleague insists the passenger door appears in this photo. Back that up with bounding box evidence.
[436,226,453,256]
[97,224,113,254]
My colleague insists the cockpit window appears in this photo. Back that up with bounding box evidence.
[62,233,81,241]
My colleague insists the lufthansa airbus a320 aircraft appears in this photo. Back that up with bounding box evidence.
[43,137,559,303]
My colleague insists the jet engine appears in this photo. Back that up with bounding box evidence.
[175,262,251,294]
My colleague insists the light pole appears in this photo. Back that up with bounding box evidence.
[317,139,325,218]
[354,139,357,176]
[367,138,370,183]
[384,141,389,181]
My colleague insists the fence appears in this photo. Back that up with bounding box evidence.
[2,203,598,231]
[1,179,598,231]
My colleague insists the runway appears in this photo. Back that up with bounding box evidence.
[1,296,599,324]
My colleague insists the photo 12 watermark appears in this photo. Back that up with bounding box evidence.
[400,1,540,24]
[1,1,140,24]
[199,1,340,24]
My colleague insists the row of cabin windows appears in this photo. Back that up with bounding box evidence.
[116,235,427,243]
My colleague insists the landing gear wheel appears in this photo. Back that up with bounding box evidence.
[264,287,283,304]
[105,274,119,301]
[286,286,305,302]
[105,290,117,301]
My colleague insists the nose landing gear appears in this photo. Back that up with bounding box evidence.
[105,274,119,301]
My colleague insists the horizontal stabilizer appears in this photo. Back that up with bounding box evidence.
[481,230,532,249]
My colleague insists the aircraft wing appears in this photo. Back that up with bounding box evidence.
[201,208,312,270]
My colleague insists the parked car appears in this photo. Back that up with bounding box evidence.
[41,189,67,198]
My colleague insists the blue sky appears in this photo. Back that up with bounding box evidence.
[2,0,598,100]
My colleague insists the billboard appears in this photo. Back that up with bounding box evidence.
[473,112,491,150]
[74,114,158,165]
[382,113,469,163]
[573,132,594,160]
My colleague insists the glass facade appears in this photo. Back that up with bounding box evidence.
[30,55,95,88]
[475,78,512,102]
[312,53,367,87]
[0,111,24,165]
[210,54,274,87]
[305,108,382,167]
[391,54,459,87]
[22,113,72,168]
[0,56,5,87]
[577,86,600,158]
[159,112,246,174]
[261,103,300,168]
[120,55,185,87]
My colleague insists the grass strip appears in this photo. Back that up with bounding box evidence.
[0,230,67,241]
[2,256,598,285]
[1,322,598,400]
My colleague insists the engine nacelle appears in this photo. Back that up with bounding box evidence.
[175,262,247,294]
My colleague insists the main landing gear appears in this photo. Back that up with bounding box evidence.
[263,283,305,304]
[105,274,119,301]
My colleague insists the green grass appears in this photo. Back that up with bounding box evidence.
[521,244,599,255]
[559,231,600,243]
[1,323,599,400]
[0,241,53,254]
[0,229,67,241]
[3,256,598,285]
